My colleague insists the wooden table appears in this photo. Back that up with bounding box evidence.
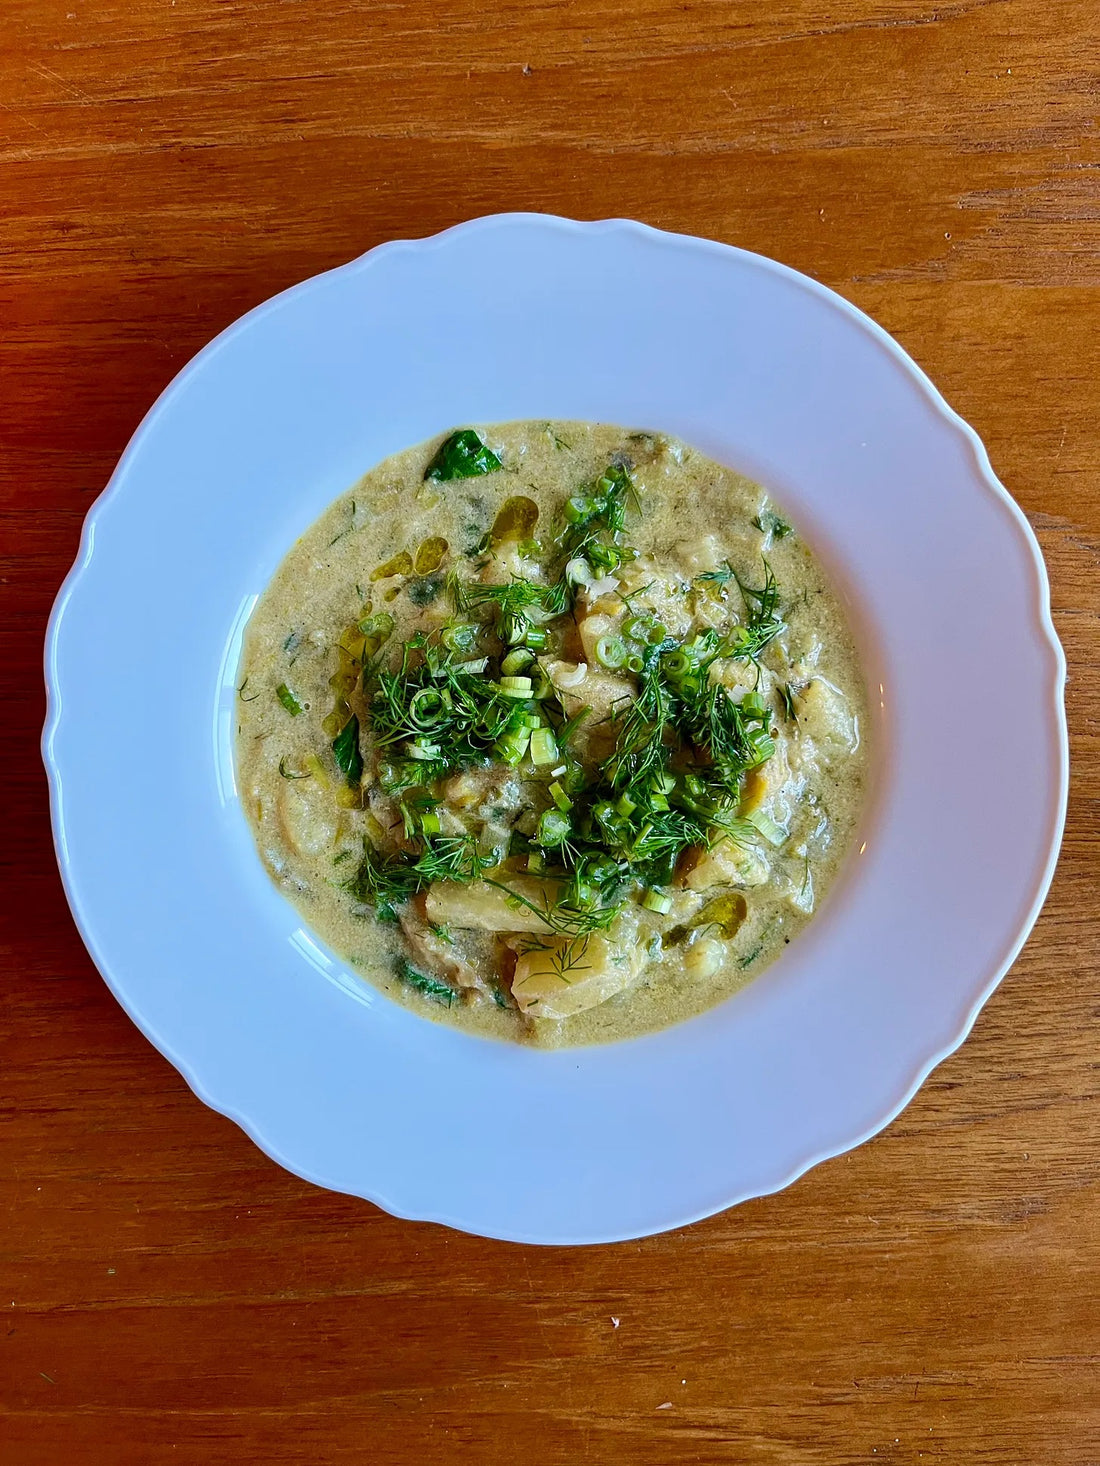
[3,2,1097,1461]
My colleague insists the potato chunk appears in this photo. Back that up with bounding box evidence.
[795,677,858,752]
[510,929,647,1019]
[679,838,769,891]
[424,875,561,934]
[277,779,338,857]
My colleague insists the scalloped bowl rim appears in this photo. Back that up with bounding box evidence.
[42,214,1068,1243]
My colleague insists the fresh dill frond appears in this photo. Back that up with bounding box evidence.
[729,559,784,660]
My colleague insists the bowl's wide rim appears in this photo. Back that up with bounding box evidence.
[42,213,1069,1243]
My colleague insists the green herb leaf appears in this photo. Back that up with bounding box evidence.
[276,683,303,716]
[425,429,502,481]
[395,957,457,1006]
[332,714,363,784]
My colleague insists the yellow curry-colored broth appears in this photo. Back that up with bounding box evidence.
[236,422,868,1046]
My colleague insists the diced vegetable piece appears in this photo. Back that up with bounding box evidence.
[680,839,769,891]
[425,876,562,933]
[510,928,647,1019]
[501,648,535,676]
[278,779,339,857]
[535,810,571,847]
[276,683,303,716]
[795,678,858,751]
[641,889,673,914]
[530,728,559,766]
[548,781,572,812]
[745,809,788,846]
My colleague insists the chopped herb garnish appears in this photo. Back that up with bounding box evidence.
[292,454,795,969]
[696,561,735,587]
[332,714,363,784]
[395,957,457,1006]
[276,683,303,716]
[425,429,503,482]
[730,560,785,660]
[778,683,797,722]
[278,757,311,779]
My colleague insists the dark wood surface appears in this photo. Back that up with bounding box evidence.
[2,2,1097,1462]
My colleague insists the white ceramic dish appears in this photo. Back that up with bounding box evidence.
[43,214,1067,1244]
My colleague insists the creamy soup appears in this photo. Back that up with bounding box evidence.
[236,423,868,1046]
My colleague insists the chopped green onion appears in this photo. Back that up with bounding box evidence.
[625,653,644,674]
[566,494,598,523]
[642,889,673,915]
[615,792,637,817]
[662,650,691,678]
[623,615,652,642]
[746,808,788,846]
[409,688,444,726]
[441,622,478,653]
[523,627,549,650]
[500,612,528,646]
[276,683,303,716]
[501,648,535,676]
[419,810,441,836]
[588,543,621,572]
[499,675,533,693]
[407,739,441,760]
[535,810,571,847]
[530,728,559,766]
[527,850,544,872]
[523,712,543,729]
[455,656,489,673]
[595,635,627,670]
[358,611,395,640]
[747,730,776,765]
[495,728,531,764]
[549,781,572,812]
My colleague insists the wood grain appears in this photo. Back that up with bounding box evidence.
[2,2,1097,1462]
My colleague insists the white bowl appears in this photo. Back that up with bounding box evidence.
[43,215,1067,1244]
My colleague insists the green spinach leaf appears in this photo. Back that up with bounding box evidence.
[332,714,363,784]
[425,429,502,482]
